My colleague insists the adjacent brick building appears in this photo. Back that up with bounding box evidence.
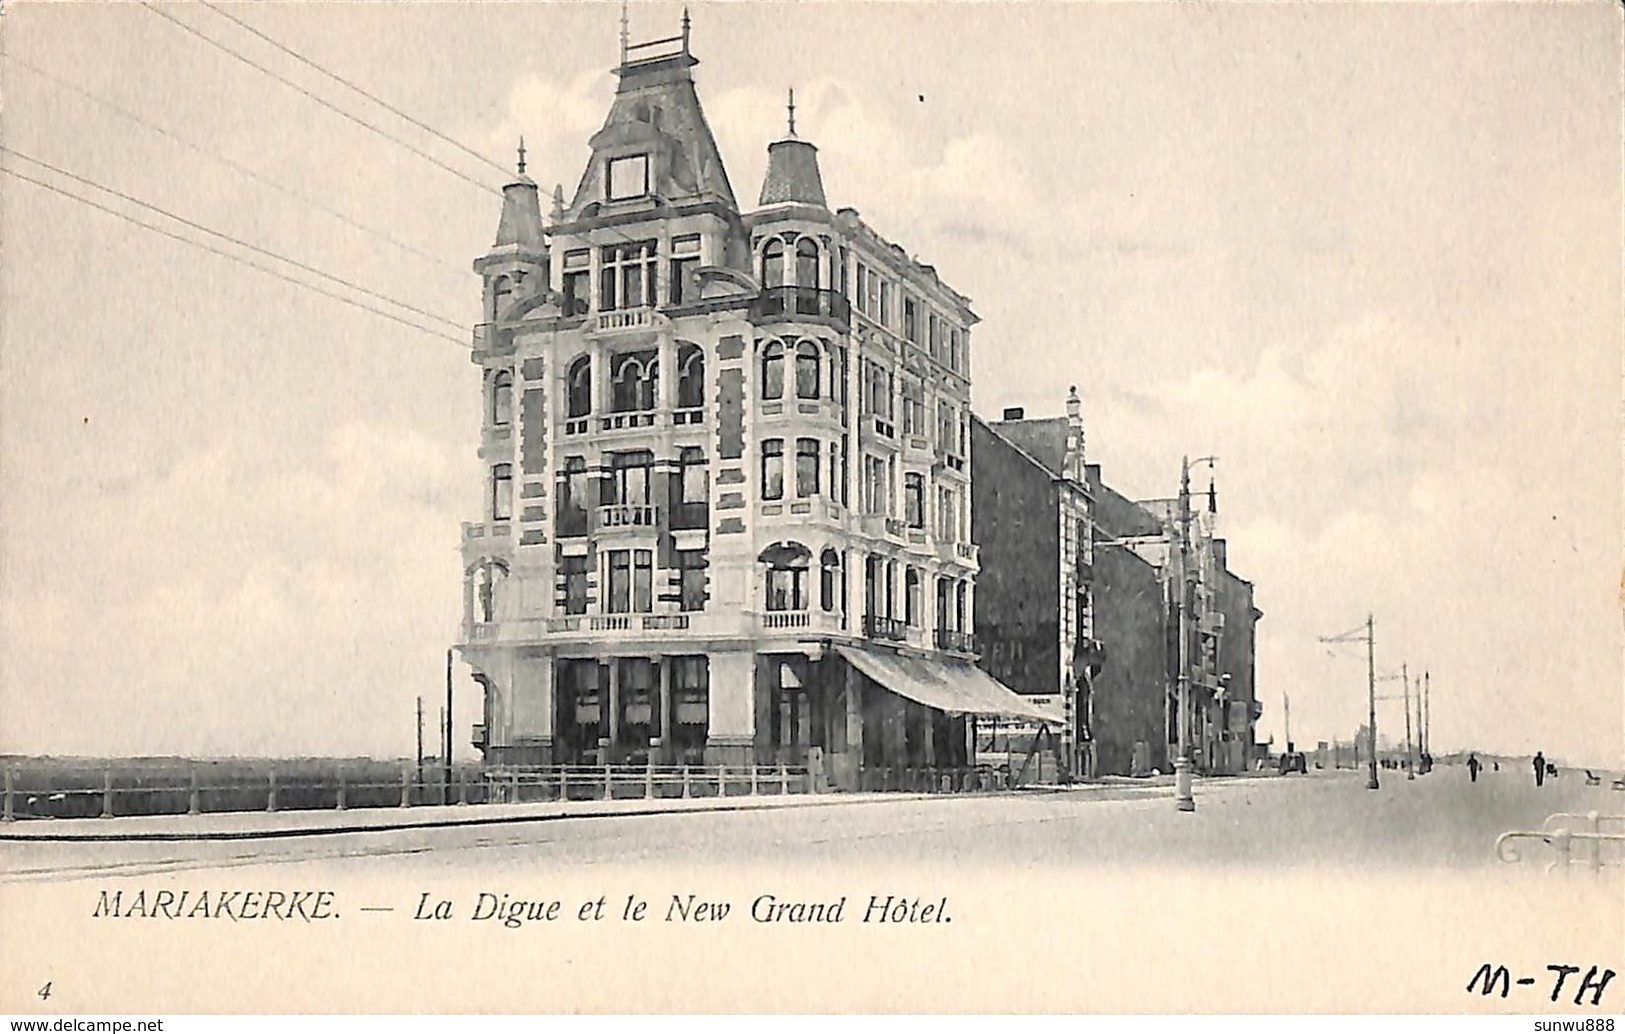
[969,390,1100,776]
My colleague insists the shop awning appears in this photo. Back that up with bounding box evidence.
[834,646,1065,725]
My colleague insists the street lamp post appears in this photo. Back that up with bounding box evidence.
[1172,455,1216,813]
[1174,456,1195,812]
[1365,615,1379,790]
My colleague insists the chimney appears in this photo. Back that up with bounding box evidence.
[1001,407,1025,421]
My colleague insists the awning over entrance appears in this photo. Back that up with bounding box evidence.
[835,646,1065,725]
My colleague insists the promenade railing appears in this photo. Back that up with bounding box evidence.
[1495,810,1625,874]
[0,760,1010,821]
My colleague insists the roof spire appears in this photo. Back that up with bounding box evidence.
[618,0,630,66]
[787,87,798,137]
[681,7,691,54]
[516,136,526,175]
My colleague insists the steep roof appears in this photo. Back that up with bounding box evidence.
[493,175,544,250]
[988,417,1070,479]
[759,137,827,208]
[568,50,737,215]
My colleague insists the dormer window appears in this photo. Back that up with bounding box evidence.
[607,154,650,201]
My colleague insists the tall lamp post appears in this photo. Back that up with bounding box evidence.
[1174,454,1217,814]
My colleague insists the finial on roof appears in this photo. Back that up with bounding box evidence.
[787,87,797,137]
[681,7,691,53]
[516,137,527,175]
[552,183,565,220]
[619,0,630,66]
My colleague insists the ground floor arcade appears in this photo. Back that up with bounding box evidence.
[470,643,1060,792]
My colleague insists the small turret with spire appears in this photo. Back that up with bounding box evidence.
[758,86,827,208]
[1063,385,1087,483]
[491,136,543,250]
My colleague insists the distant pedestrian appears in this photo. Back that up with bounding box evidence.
[1493,761,1499,772]
[1533,751,1546,787]
[1467,753,1481,783]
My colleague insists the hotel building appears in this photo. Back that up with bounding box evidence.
[455,18,1056,789]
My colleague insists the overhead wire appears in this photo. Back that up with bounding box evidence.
[2,147,466,332]
[0,164,466,347]
[136,0,505,200]
[194,0,514,180]
[2,53,464,276]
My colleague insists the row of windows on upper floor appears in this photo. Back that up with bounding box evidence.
[475,542,973,630]
[484,338,969,457]
[487,230,969,375]
[486,440,965,545]
[852,260,967,374]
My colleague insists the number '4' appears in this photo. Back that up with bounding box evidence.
[38,982,51,1000]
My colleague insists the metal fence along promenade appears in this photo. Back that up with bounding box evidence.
[0,761,1023,821]
[1496,810,1625,875]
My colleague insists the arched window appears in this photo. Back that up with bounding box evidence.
[761,238,785,289]
[491,463,513,521]
[820,548,841,612]
[795,237,819,288]
[761,341,785,401]
[760,542,811,612]
[476,560,508,623]
[794,341,821,399]
[490,369,513,427]
[611,352,656,413]
[677,343,705,409]
[567,355,592,418]
[491,276,513,321]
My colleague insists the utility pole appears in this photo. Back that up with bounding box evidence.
[415,695,424,792]
[1423,670,1430,757]
[1402,663,1415,780]
[443,649,454,806]
[1174,456,1195,813]
[1283,692,1292,752]
[1366,615,1379,790]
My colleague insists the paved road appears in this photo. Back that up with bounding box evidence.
[3,766,1613,881]
[4,768,1621,1014]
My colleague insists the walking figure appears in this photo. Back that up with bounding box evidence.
[1467,753,1480,783]
[1533,751,1546,787]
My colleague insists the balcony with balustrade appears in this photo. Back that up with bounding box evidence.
[857,514,908,545]
[863,614,909,644]
[933,628,978,656]
[463,609,747,648]
[593,503,661,538]
[757,610,845,637]
[935,538,979,568]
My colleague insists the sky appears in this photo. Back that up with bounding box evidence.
[0,2,1619,765]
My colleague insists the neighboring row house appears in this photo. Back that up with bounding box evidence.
[456,18,1056,790]
[973,392,1262,779]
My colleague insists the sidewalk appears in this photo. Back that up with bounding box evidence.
[0,779,1170,842]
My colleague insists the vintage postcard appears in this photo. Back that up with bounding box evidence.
[0,0,1620,1021]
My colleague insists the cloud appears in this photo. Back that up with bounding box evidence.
[0,422,479,757]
